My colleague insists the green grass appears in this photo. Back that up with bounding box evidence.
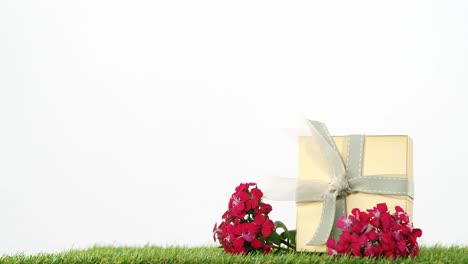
[1,246,466,264]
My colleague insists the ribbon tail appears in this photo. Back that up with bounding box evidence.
[306,192,337,246]
[329,196,346,242]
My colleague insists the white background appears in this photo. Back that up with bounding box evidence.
[1,0,467,255]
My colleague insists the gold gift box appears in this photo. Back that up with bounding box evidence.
[296,135,413,252]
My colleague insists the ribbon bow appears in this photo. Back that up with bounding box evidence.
[264,120,413,246]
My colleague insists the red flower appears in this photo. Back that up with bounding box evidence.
[250,188,263,208]
[262,219,274,237]
[253,214,275,237]
[381,232,396,252]
[407,224,423,244]
[363,241,382,257]
[367,203,388,228]
[235,182,256,193]
[254,214,267,226]
[251,238,264,249]
[336,232,365,256]
[350,208,369,233]
[365,228,379,241]
[380,211,395,231]
[260,203,272,214]
[263,244,274,255]
[232,236,245,254]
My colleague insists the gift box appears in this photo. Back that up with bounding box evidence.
[295,122,413,252]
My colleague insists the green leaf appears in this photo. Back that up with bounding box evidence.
[275,221,290,239]
[273,221,297,250]
[274,221,289,233]
[268,230,282,246]
[280,231,288,240]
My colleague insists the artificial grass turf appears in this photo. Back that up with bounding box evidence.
[1,246,466,264]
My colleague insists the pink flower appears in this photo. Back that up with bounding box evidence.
[229,191,250,214]
[326,238,339,256]
[239,223,259,242]
[336,215,355,232]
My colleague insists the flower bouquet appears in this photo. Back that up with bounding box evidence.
[327,203,422,259]
[213,183,295,255]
